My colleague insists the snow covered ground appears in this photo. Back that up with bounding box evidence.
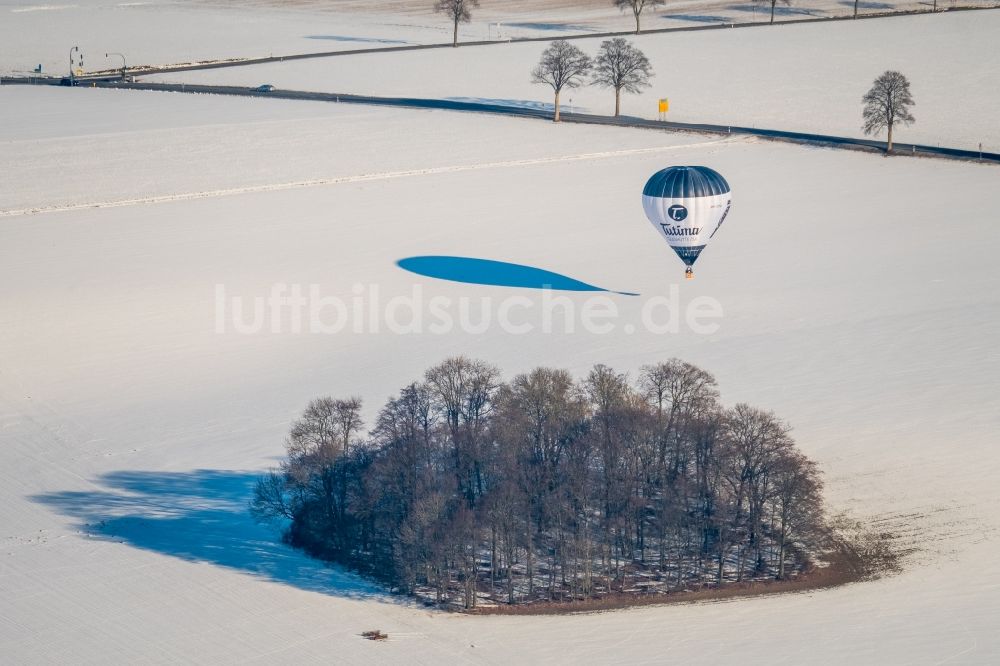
[147,8,1000,151]
[2,82,1000,663]
[0,86,724,213]
[3,0,997,77]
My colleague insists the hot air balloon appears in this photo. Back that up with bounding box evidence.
[641,166,732,280]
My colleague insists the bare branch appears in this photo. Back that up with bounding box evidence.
[592,38,653,116]
[862,70,916,152]
[531,40,592,121]
[613,0,665,33]
[434,0,480,46]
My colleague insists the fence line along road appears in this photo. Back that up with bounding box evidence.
[2,78,997,165]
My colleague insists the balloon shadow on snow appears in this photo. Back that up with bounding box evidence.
[32,469,392,602]
[397,256,638,295]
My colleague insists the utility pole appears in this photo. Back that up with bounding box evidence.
[69,45,81,84]
[106,52,126,81]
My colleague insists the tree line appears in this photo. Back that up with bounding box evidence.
[531,37,916,153]
[437,0,953,47]
[438,1,920,152]
[252,357,827,608]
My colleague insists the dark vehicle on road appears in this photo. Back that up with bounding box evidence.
[254,84,275,93]
[59,78,79,87]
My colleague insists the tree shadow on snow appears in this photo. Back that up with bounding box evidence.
[664,14,733,22]
[727,4,823,17]
[504,21,597,32]
[444,96,554,111]
[32,469,393,602]
[836,0,894,9]
[305,35,411,45]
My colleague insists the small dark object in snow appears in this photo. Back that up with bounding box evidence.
[361,630,388,641]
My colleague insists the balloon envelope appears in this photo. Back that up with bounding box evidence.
[641,166,732,267]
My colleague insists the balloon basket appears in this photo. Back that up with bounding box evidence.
[684,268,694,281]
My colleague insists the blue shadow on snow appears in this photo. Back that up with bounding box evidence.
[32,469,389,601]
[504,21,597,32]
[837,0,893,8]
[444,96,554,111]
[397,255,638,296]
[305,35,411,44]
[728,3,822,16]
[664,14,733,22]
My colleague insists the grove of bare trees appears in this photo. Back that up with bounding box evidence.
[531,38,654,120]
[253,358,827,608]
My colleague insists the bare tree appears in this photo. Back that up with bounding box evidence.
[721,404,796,579]
[613,0,665,34]
[250,471,292,522]
[531,40,592,122]
[434,0,480,47]
[756,0,790,24]
[592,38,653,117]
[425,356,500,506]
[771,451,823,579]
[862,70,915,153]
[285,397,358,470]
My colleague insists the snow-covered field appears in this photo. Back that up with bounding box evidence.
[148,9,1000,151]
[4,0,997,77]
[2,77,1000,663]
[4,0,1000,661]
[0,86,726,213]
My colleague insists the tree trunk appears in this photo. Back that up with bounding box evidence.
[453,16,459,47]
[778,527,786,579]
[770,0,776,24]
[553,89,561,122]
[615,88,621,117]
[634,9,641,34]
[526,514,534,597]
[490,526,497,597]
[887,121,894,153]
[470,550,478,608]
[854,0,858,19]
